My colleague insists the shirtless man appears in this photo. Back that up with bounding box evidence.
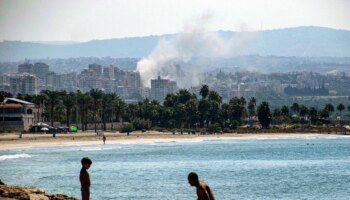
[188,172,215,200]
[80,157,92,200]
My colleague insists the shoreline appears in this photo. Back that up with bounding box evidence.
[0,131,348,150]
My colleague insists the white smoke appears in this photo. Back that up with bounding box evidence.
[136,13,259,88]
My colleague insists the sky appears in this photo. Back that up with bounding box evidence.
[0,0,349,42]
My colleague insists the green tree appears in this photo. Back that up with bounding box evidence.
[257,101,272,129]
[0,91,12,102]
[323,104,334,119]
[198,99,209,128]
[337,103,345,118]
[228,96,246,125]
[199,85,209,99]
[219,103,230,128]
[62,92,77,127]
[42,90,61,126]
[89,89,103,133]
[77,91,92,131]
[281,105,289,116]
[121,124,134,135]
[247,97,256,126]
[185,98,199,128]
[309,107,318,124]
[290,103,300,115]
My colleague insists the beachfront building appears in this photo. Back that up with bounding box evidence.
[0,98,38,131]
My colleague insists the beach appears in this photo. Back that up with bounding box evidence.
[0,131,333,150]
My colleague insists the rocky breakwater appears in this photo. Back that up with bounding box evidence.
[0,180,77,200]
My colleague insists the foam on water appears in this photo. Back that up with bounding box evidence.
[0,153,32,161]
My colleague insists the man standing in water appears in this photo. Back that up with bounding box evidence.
[80,157,92,200]
[188,172,215,200]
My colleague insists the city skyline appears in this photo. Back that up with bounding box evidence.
[0,0,350,42]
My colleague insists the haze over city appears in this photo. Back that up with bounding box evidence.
[1,0,350,41]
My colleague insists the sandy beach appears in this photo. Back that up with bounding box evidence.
[0,131,336,150]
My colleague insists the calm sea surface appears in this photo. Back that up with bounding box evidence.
[1,135,350,200]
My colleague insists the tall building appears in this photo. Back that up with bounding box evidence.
[22,74,38,94]
[9,74,38,95]
[58,72,78,91]
[46,71,58,90]
[150,76,177,102]
[78,69,102,92]
[18,63,34,74]
[103,66,115,80]
[33,63,49,87]
[88,64,102,76]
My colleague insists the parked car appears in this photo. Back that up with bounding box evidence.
[29,125,57,133]
[56,127,69,133]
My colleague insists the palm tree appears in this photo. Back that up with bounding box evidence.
[324,103,334,120]
[89,89,103,133]
[0,91,12,102]
[281,105,289,117]
[185,98,198,128]
[247,97,256,126]
[257,101,272,129]
[290,103,300,116]
[337,103,345,118]
[62,92,77,127]
[101,93,115,130]
[41,90,61,126]
[228,96,246,125]
[32,94,47,122]
[77,91,91,131]
[308,107,318,124]
[199,85,209,99]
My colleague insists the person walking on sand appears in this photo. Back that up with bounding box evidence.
[80,157,92,200]
[102,134,106,144]
[188,172,215,200]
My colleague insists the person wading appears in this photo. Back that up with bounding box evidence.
[188,172,215,200]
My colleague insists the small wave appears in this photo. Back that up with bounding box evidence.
[80,147,103,151]
[0,153,32,161]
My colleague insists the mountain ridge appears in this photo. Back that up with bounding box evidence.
[1,26,350,61]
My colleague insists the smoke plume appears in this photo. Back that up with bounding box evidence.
[136,13,258,88]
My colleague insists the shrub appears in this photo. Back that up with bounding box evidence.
[132,118,151,130]
[153,126,165,132]
[231,120,239,130]
[121,124,135,133]
[208,123,221,133]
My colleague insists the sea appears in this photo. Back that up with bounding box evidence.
[1,135,350,200]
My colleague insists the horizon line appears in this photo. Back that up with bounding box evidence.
[1,25,349,44]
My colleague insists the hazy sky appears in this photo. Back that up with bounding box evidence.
[0,0,349,42]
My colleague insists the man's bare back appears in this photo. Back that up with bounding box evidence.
[196,181,215,200]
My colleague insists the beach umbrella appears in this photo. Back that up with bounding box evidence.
[69,125,78,132]
[41,127,49,131]
[36,122,50,127]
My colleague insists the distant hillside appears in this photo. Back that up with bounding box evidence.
[1,26,350,61]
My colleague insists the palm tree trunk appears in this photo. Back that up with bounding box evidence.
[94,101,97,133]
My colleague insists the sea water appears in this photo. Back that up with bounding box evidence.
[1,135,350,200]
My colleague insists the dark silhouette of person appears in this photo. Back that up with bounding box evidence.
[80,157,92,200]
[188,172,215,200]
[102,134,106,144]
